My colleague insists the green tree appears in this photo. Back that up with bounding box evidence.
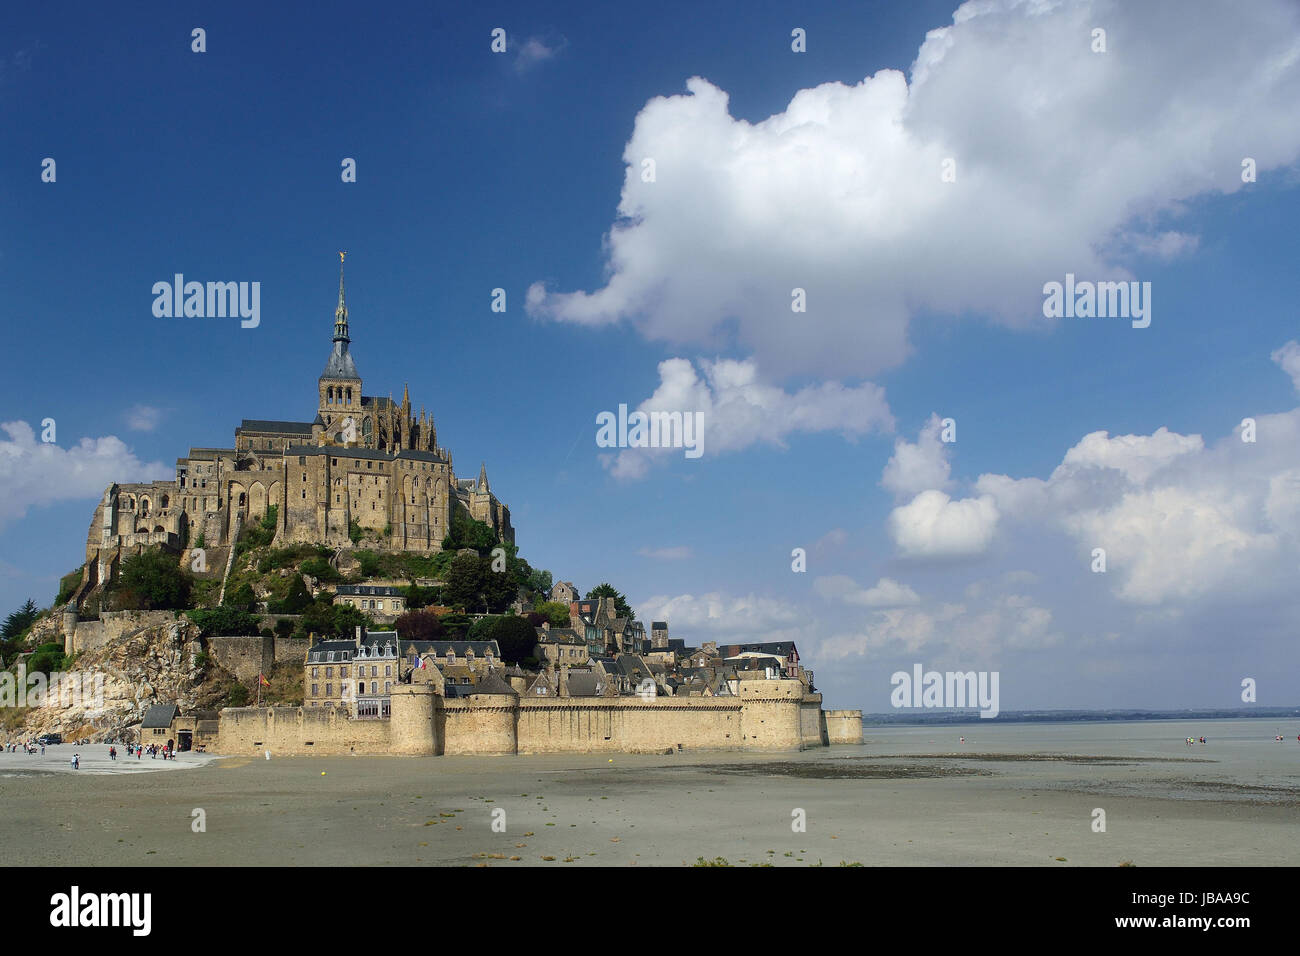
[437,612,471,638]
[533,601,572,628]
[299,556,341,583]
[442,513,498,554]
[481,556,517,613]
[2,599,39,640]
[527,567,553,596]
[396,607,446,642]
[225,583,257,610]
[483,615,538,664]
[117,549,193,610]
[585,583,632,619]
[445,552,485,611]
[297,595,372,640]
[269,574,312,614]
[404,584,442,610]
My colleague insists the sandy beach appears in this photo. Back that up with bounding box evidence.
[1,718,1296,866]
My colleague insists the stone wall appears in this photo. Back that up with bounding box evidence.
[800,696,829,747]
[216,682,828,757]
[69,609,176,656]
[216,705,391,754]
[514,698,743,754]
[206,635,271,684]
[825,709,864,745]
[273,636,310,665]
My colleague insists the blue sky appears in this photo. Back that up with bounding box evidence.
[3,0,1299,714]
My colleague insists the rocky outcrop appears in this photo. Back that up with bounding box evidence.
[18,619,207,743]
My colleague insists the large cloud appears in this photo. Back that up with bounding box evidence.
[975,405,1300,605]
[635,590,803,642]
[603,357,892,479]
[815,574,921,608]
[0,421,170,530]
[818,592,1062,662]
[887,489,1000,558]
[881,413,952,500]
[527,0,1300,378]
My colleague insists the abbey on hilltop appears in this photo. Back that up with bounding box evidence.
[78,254,512,599]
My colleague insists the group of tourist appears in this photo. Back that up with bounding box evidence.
[4,740,46,755]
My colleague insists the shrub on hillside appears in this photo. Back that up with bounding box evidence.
[187,607,261,637]
[115,549,193,610]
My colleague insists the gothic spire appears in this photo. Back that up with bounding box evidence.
[477,462,489,494]
[321,251,359,381]
[334,251,349,344]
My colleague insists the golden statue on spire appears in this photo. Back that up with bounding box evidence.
[339,250,346,263]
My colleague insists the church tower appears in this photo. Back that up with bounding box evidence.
[316,252,363,444]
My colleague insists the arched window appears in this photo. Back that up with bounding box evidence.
[346,388,352,403]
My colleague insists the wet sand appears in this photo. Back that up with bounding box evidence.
[1,719,1296,866]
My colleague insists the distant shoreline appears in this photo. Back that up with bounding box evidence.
[862,708,1300,727]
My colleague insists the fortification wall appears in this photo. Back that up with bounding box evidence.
[214,685,832,756]
[442,697,518,755]
[800,696,828,747]
[825,709,864,745]
[69,620,104,656]
[216,706,391,754]
[515,698,743,753]
[273,636,310,664]
[71,609,175,656]
[207,635,271,684]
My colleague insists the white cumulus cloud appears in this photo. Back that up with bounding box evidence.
[1272,340,1300,392]
[887,489,1000,558]
[527,0,1300,378]
[604,357,893,479]
[815,574,922,607]
[881,413,952,500]
[0,421,171,530]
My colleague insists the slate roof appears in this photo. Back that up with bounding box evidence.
[566,672,604,697]
[237,420,314,435]
[321,342,360,380]
[308,639,358,662]
[401,639,501,660]
[336,585,406,597]
[472,670,518,697]
[142,704,179,729]
[718,641,799,658]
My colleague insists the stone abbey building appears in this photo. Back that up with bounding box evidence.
[78,256,512,600]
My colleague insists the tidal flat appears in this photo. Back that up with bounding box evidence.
[2,719,1296,866]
